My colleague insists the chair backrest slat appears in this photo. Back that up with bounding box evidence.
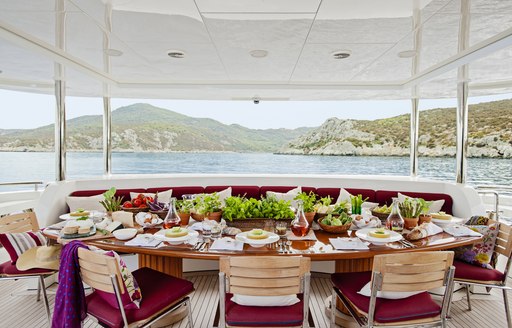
[373,251,453,292]
[495,222,512,257]
[77,248,124,294]
[0,212,39,233]
[220,256,310,296]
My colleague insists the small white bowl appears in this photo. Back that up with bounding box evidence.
[113,228,138,240]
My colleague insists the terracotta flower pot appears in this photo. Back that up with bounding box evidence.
[419,214,432,225]
[304,212,316,224]
[178,212,190,225]
[192,211,222,222]
[404,217,419,230]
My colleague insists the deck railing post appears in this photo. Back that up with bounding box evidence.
[410,98,420,177]
[54,0,66,181]
[456,0,471,184]
[103,96,112,176]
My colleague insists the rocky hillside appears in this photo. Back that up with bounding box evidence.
[279,99,512,158]
[0,103,310,153]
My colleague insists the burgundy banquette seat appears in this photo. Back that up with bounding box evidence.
[69,186,454,214]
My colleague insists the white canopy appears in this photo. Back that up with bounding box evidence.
[0,0,511,100]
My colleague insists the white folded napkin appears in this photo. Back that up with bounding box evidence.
[286,229,317,241]
[443,225,482,237]
[125,234,162,247]
[425,222,443,235]
[330,237,369,250]
[190,222,204,231]
[210,237,244,251]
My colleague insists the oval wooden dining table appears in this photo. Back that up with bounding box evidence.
[48,228,481,327]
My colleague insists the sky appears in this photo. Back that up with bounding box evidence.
[0,89,510,130]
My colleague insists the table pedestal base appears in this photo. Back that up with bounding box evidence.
[151,303,189,328]
[324,296,360,328]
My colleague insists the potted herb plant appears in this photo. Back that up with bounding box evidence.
[294,191,317,224]
[418,198,433,224]
[175,199,193,225]
[99,187,123,216]
[398,197,422,229]
[222,196,294,229]
[191,193,223,222]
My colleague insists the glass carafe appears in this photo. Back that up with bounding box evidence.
[163,197,181,228]
[291,201,310,237]
[386,199,404,233]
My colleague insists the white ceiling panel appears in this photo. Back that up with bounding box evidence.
[196,0,320,14]
[120,42,228,81]
[292,43,394,82]
[0,41,54,83]
[112,10,210,44]
[203,14,313,81]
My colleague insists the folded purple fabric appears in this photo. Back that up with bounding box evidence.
[52,240,89,328]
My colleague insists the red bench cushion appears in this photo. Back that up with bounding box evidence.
[0,261,54,276]
[86,267,194,328]
[259,186,316,199]
[331,272,441,324]
[454,260,505,283]
[225,293,304,327]
[70,188,144,202]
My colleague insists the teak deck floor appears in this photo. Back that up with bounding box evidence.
[0,271,509,328]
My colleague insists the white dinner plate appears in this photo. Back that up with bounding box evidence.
[355,228,402,245]
[235,231,279,248]
[154,229,199,245]
[431,217,463,227]
[59,210,105,220]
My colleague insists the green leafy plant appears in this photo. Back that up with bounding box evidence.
[222,196,294,221]
[417,198,433,214]
[332,200,349,215]
[99,187,123,212]
[193,193,222,215]
[294,191,317,212]
[398,197,423,218]
[176,199,194,214]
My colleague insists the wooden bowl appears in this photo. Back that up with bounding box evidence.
[318,221,352,234]
[120,206,146,214]
[371,207,390,222]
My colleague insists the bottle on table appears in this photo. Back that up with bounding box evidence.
[163,197,181,229]
[291,201,310,237]
[386,199,404,233]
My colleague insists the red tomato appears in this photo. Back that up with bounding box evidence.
[123,201,133,208]
[132,198,142,207]
[146,196,154,203]
[139,204,148,209]
[137,193,145,200]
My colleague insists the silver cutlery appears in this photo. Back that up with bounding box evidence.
[285,240,293,254]
[194,242,205,250]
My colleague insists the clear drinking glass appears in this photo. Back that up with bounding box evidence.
[275,221,288,238]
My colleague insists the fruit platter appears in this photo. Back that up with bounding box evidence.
[318,213,352,233]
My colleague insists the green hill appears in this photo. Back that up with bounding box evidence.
[280,99,512,158]
[0,103,310,152]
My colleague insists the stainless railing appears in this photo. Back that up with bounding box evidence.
[475,185,512,221]
[0,181,44,191]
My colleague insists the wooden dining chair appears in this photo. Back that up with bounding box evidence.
[218,256,311,328]
[77,248,195,328]
[0,212,53,324]
[330,251,455,327]
[452,221,512,328]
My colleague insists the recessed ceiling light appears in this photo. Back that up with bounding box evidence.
[331,50,351,59]
[167,50,185,58]
[398,50,417,58]
[104,48,123,56]
[249,50,268,58]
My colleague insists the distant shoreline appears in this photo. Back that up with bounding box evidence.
[0,149,509,159]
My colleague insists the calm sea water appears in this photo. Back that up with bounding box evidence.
[0,152,510,190]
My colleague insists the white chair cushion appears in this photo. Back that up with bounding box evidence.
[358,281,424,299]
[231,294,300,307]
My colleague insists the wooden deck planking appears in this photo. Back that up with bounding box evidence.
[0,272,509,328]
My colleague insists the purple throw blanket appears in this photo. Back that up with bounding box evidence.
[52,240,89,328]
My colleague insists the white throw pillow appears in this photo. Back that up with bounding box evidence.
[231,294,300,307]
[398,193,445,213]
[336,188,377,208]
[66,194,105,212]
[215,187,232,204]
[266,186,301,208]
[130,189,173,202]
[358,282,424,299]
